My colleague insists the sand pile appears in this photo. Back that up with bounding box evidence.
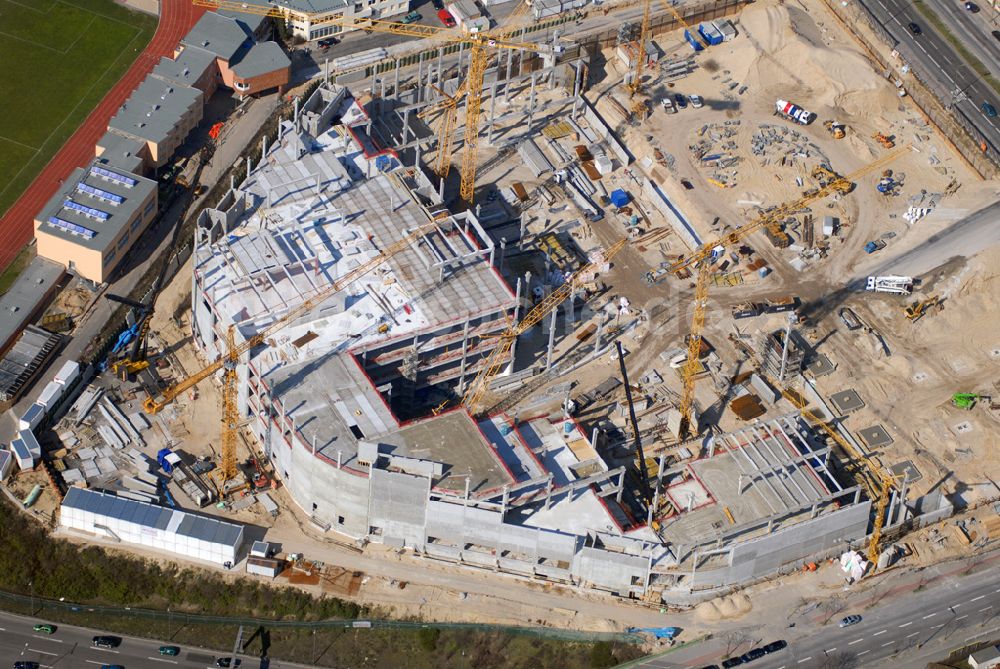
[694,593,753,621]
[738,3,898,124]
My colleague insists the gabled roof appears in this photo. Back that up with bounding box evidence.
[231,41,290,80]
[182,11,252,62]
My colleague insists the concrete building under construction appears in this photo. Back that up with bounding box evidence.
[185,77,881,602]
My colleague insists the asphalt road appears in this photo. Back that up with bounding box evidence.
[857,0,1000,149]
[931,0,1000,81]
[634,554,1000,668]
[0,610,317,669]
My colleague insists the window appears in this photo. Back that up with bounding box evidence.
[144,200,155,215]
[117,233,130,249]
[131,217,142,232]
[104,248,117,265]
[353,3,362,11]
[338,515,345,524]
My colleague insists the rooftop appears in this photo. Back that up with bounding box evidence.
[0,257,64,353]
[153,44,217,89]
[181,11,252,62]
[62,487,244,548]
[231,41,290,80]
[35,160,157,252]
[235,0,351,15]
[108,76,202,146]
[95,130,148,174]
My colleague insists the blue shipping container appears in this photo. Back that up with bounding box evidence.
[609,189,630,208]
[683,30,704,51]
[698,23,724,45]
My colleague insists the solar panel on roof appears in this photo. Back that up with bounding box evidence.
[48,216,96,239]
[76,182,123,205]
[90,164,136,188]
[64,199,110,221]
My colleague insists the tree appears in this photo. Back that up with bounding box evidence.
[819,597,846,623]
[720,630,753,656]
[820,651,858,669]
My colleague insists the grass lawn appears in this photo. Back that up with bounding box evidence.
[0,0,157,220]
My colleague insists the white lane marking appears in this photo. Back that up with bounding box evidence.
[89,647,120,653]
[797,658,813,664]
[825,648,837,653]
[146,657,179,664]
[958,615,969,621]
[907,632,920,638]
[28,649,58,655]
[85,662,106,667]
[32,635,60,642]
[858,650,870,656]
[899,621,913,628]
[882,641,895,647]
[848,638,864,645]
[873,629,887,636]
[923,613,937,619]
[971,595,986,602]
[982,606,995,612]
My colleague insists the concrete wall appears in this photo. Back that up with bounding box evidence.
[690,501,872,588]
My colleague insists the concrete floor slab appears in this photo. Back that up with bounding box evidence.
[831,389,865,414]
[806,354,835,377]
[859,425,893,449]
[889,460,922,483]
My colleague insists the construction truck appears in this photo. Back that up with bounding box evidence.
[824,120,846,139]
[952,393,980,410]
[873,132,895,148]
[864,240,886,254]
[865,276,913,295]
[904,295,939,322]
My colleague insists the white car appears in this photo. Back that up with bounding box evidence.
[661,98,677,114]
[689,95,704,109]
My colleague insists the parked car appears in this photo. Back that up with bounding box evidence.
[215,659,242,668]
[673,93,688,109]
[14,662,40,669]
[740,648,766,662]
[661,98,676,114]
[993,29,1000,41]
[400,10,422,23]
[99,665,124,669]
[92,636,120,649]
[432,0,444,7]
[908,22,922,35]
[159,646,180,656]
[763,640,788,653]
[689,94,704,109]
[437,9,456,26]
[721,658,744,668]
[317,37,338,49]
[33,624,56,634]
[982,102,998,118]
[681,178,695,190]
[839,614,863,628]
[965,2,979,11]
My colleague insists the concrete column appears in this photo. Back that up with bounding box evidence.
[810,502,818,519]
[246,156,252,178]
[509,278,522,364]
[393,59,400,97]
[504,49,515,103]
[526,72,537,134]
[487,81,498,143]
[566,287,576,325]
[616,469,624,503]
[437,46,444,86]
[417,55,424,103]
[415,140,422,169]
[402,109,411,143]
[498,238,507,269]
[545,307,557,371]
[572,62,583,117]
[594,317,604,354]
[518,215,527,249]
[438,176,445,201]
[458,319,471,393]
[262,135,267,161]
[544,474,554,510]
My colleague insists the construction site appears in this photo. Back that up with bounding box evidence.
[11,0,1000,622]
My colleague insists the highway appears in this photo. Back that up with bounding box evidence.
[931,0,1000,81]
[0,610,314,669]
[857,0,1000,149]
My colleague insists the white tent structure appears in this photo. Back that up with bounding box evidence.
[60,488,244,566]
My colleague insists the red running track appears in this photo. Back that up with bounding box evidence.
[0,0,206,271]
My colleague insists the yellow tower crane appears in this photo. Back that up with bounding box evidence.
[663,145,910,437]
[194,0,548,205]
[143,222,438,483]
[461,238,628,415]
[627,0,652,110]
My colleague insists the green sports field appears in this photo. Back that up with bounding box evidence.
[0,0,156,219]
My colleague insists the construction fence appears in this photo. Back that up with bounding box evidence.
[0,588,640,644]
[820,0,999,176]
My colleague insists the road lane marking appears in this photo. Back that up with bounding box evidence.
[958,615,969,621]
[32,635,60,642]
[146,657,179,664]
[882,641,894,647]
[873,630,887,636]
[89,648,119,653]
[899,622,913,628]
[825,648,837,653]
[858,650,870,656]
[982,606,995,612]
[28,649,58,655]
[85,662,105,667]
[923,613,937,619]
[797,658,812,664]
[971,595,985,602]
[907,632,920,638]
[849,639,864,645]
